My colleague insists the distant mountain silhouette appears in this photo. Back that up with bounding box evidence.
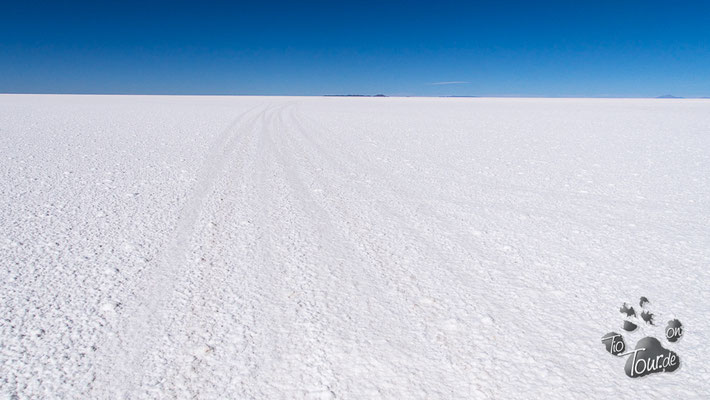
[324,94,387,97]
[656,94,683,99]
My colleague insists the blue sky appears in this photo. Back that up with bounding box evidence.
[1,1,709,96]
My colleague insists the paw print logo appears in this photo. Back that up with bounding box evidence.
[601,297,683,378]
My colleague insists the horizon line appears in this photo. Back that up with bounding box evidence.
[1,92,708,99]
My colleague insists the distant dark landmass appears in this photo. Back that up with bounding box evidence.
[656,95,684,99]
[324,94,387,97]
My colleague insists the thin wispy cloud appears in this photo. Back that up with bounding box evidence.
[429,81,470,85]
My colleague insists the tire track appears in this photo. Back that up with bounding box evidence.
[100,103,270,398]
[281,105,499,396]
[265,105,453,396]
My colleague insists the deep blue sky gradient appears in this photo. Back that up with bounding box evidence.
[1,1,709,96]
